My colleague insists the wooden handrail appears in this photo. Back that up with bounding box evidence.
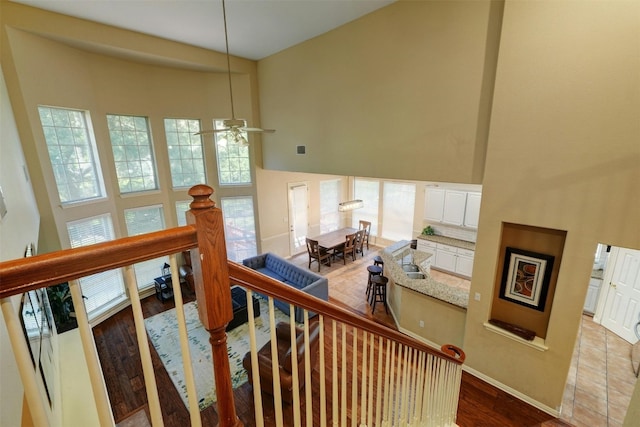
[0,226,197,299]
[228,262,465,365]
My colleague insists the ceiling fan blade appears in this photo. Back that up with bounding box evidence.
[243,127,276,133]
[194,128,230,135]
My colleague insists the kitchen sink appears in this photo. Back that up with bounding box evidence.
[406,272,425,280]
[401,264,420,272]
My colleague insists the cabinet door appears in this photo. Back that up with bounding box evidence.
[424,188,445,222]
[455,254,474,278]
[464,192,481,229]
[442,190,466,226]
[583,278,602,314]
[417,240,437,255]
[435,245,457,272]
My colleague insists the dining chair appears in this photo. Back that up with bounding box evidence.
[358,220,372,250]
[355,229,366,257]
[306,237,332,271]
[334,233,357,265]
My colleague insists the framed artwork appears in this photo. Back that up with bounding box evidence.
[500,247,554,312]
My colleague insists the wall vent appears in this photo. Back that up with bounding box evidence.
[296,145,306,155]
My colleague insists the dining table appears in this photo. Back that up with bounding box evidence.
[312,227,358,251]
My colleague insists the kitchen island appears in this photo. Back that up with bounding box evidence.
[381,240,470,348]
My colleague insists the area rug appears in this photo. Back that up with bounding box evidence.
[144,296,290,410]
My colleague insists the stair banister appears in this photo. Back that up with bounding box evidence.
[185,184,242,427]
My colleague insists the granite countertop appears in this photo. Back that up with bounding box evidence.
[416,234,476,251]
[381,241,469,309]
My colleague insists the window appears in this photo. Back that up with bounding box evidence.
[320,179,341,233]
[164,118,206,188]
[107,114,157,193]
[353,179,380,235]
[66,215,126,317]
[221,197,257,262]
[175,201,191,227]
[214,120,251,185]
[38,106,105,204]
[382,182,416,241]
[124,205,168,290]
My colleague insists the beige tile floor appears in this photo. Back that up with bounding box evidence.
[561,314,638,427]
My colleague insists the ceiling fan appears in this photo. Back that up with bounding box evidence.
[196,0,275,145]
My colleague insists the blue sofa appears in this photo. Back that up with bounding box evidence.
[242,253,329,322]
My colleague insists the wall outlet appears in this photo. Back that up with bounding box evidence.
[419,320,424,328]
[474,292,481,301]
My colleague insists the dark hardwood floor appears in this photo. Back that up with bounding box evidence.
[93,256,572,426]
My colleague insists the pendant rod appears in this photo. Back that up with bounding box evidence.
[222,0,236,119]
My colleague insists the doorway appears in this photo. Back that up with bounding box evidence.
[288,183,309,256]
[596,246,640,344]
[560,243,640,425]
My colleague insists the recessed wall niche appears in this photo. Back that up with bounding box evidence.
[490,222,566,339]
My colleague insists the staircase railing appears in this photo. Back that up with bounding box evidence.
[0,185,464,427]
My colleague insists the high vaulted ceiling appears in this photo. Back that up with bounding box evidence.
[11,0,396,60]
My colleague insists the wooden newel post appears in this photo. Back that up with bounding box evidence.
[186,185,242,427]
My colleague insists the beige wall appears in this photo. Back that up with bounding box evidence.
[255,168,348,257]
[257,0,502,184]
[464,0,640,412]
[0,66,41,427]
[2,0,639,420]
[1,4,261,252]
[257,0,640,414]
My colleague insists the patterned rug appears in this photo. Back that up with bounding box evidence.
[144,295,289,410]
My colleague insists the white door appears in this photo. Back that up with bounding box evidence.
[442,190,466,226]
[601,247,640,343]
[288,183,309,255]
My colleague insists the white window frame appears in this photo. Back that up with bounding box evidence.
[220,196,258,262]
[38,105,106,205]
[213,120,252,186]
[164,118,206,189]
[124,205,168,290]
[320,179,341,233]
[66,214,126,318]
[107,114,158,194]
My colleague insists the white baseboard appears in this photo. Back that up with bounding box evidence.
[462,365,560,418]
[388,305,560,419]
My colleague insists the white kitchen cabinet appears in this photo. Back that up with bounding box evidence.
[433,243,475,279]
[424,188,445,222]
[464,192,481,229]
[583,277,602,314]
[455,248,475,277]
[442,191,467,226]
[417,239,437,255]
[435,247,457,272]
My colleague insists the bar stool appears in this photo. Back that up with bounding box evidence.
[373,255,384,274]
[370,275,389,313]
[366,265,383,299]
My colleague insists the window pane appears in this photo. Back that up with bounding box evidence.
[164,118,206,188]
[175,201,190,226]
[353,179,380,235]
[221,197,257,262]
[38,106,104,203]
[107,114,158,193]
[320,179,340,233]
[66,215,126,317]
[214,120,251,185]
[382,182,416,241]
[124,205,168,289]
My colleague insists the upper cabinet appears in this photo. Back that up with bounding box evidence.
[464,192,481,229]
[424,188,445,222]
[425,188,481,229]
[442,190,466,226]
